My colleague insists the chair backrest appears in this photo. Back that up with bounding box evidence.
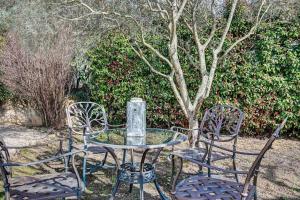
[241,119,287,198]
[66,102,108,135]
[0,137,11,193]
[199,105,244,142]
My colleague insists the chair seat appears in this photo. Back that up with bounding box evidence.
[10,172,82,200]
[171,148,232,162]
[175,175,255,200]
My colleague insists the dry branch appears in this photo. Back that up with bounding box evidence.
[0,29,74,129]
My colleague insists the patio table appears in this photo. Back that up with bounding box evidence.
[88,128,187,200]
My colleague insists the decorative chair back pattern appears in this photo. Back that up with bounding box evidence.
[195,105,244,181]
[66,102,108,136]
[241,118,287,198]
[199,105,244,141]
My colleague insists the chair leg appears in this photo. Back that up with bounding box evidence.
[82,155,87,188]
[101,152,108,167]
[171,155,175,184]
[76,190,82,200]
[254,190,258,200]
[66,141,73,167]
[198,163,204,175]
[56,139,64,156]
[129,183,133,193]
[139,174,144,200]
[171,157,183,194]
[232,157,239,182]
[253,173,259,200]
[207,162,211,178]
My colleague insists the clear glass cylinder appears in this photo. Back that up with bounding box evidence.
[126,97,146,137]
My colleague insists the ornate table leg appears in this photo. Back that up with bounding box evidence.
[150,148,169,199]
[171,154,175,184]
[129,149,134,193]
[110,171,121,200]
[171,156,183,194]
[154,179,169,200]
[139,174,144,200]
[104,147,121,199]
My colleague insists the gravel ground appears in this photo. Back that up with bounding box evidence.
[0,126,299,200]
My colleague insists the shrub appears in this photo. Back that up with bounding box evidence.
[81,21,299,137]
[0,30,74,129]
[209,20,299,137]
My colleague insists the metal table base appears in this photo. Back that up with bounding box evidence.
[108,148,169,200]
[110,162,169,200]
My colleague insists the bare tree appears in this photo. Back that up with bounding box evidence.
[61,0,271,146]
[0,29,74,129]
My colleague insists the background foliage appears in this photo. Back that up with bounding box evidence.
[79,19,300,137]
[0,1,299,137]
[0,35,10,104]
[79,33,185,128]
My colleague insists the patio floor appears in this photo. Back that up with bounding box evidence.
[0,125,299,200]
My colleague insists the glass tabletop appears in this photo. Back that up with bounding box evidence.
[88,128,187,149]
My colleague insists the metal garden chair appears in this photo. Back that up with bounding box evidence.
[173,118,287,200]
[66,101,124,187]
[170,105,244,191]
[0,137,85,200]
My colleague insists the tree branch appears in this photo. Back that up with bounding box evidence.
[203,0,217,48]
[204,52,218,98]
[192,74,208,109]
[147,0,170,19]
[215,0,239,54]
[141,36,173,68]
[168,75,189,117]
[175,0,188,22]
[178,45,199,69]
[221,0,270,59]
[79,0,96,12]
[131,44,170,79]
[64,2,174,70]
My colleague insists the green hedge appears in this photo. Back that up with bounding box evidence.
[208,21,300,137]
[81,21,299,137]
[83,34,185,127]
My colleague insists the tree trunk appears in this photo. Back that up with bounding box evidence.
[188,116,199,148]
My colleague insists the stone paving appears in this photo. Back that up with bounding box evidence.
[0,124,50,154]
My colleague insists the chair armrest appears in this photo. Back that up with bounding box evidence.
[171,126,201,132]
[199,139,260,156]
[183,157,248,175]
[0,150,85,167]
[107,123,126,128]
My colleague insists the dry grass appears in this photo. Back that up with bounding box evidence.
[1,136,299,200]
